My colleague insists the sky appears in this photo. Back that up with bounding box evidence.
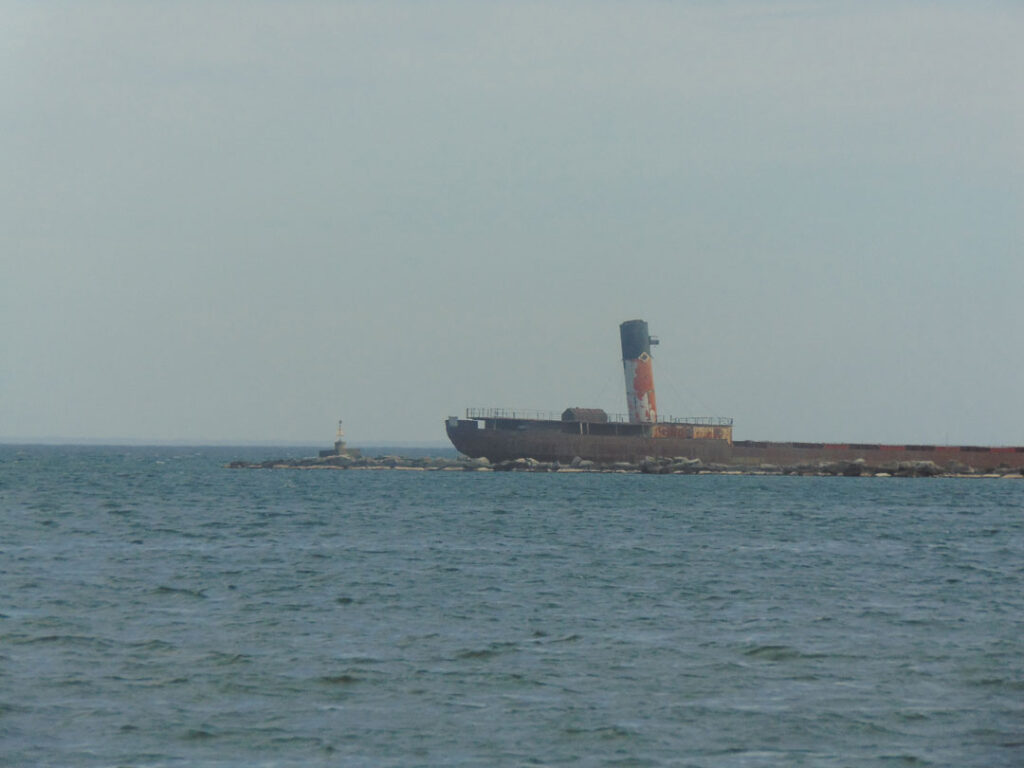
[3,1,1022,446]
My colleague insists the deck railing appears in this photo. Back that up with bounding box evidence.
[465,407,732,427]
[465,407,560,421]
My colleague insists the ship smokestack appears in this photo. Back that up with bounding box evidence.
[620,319,658,423]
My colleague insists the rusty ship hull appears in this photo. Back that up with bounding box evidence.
[445,416,733,465]
[446,320,1024,472]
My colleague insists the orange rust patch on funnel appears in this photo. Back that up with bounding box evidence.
[630,355,657,423]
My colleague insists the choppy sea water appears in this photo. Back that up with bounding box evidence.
[1,445,1022,768]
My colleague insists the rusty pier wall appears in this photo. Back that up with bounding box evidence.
[732,441,1024,471]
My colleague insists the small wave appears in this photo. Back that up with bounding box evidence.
[968,677,1024,690]
[531,633,581,644]
[265,733,334,749]
[153,585,207,598]
[318,674,361,685]
[873,754,931,765]
[203,651,253,666]
[562,724,637,740]
[456,648,502,660]
[456,641,519,660]
[15,634,115,649]
[333,655,383,665]
[127,638,177,652]
[133,676,190,687]
[149,527,206,539]
[895,710,933,723]
[184,729,217,741]
[550,633,582,644]
[742,644,812,661]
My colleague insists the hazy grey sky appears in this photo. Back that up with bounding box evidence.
[3,1,1022,445]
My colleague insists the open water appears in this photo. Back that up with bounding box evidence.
[2,445,1022,767]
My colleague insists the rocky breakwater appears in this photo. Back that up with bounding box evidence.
[636,456,1024,478]
[226,454,494,471]
[227,453,1022,477]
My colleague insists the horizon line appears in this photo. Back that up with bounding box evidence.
[0,437,453,448]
